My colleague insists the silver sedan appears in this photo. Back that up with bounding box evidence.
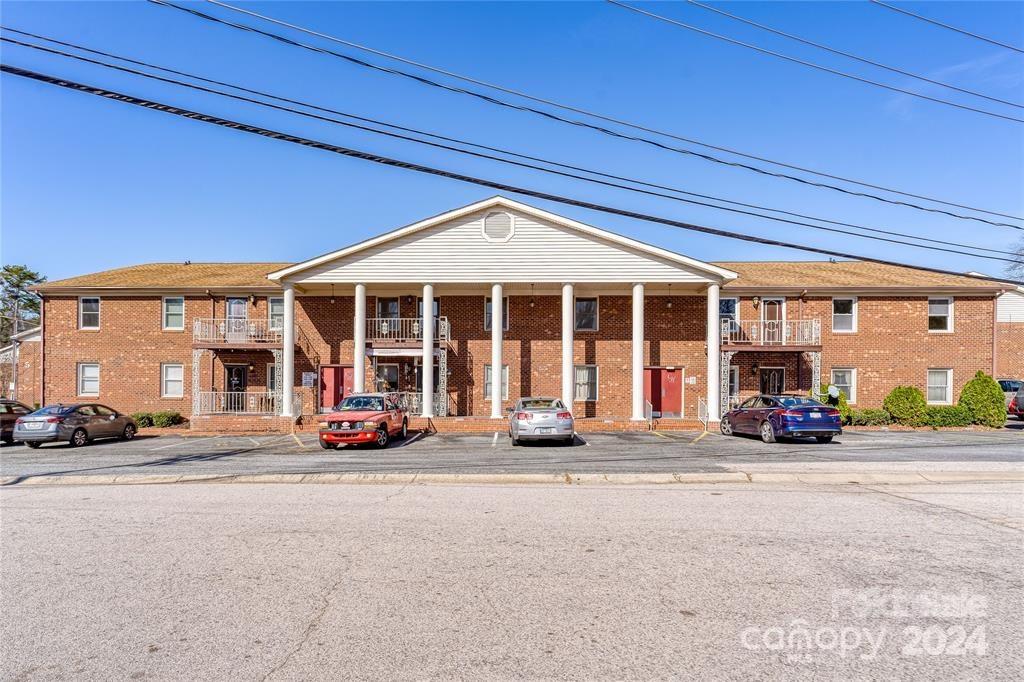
[508,397,575,445]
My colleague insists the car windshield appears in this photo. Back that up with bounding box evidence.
[32,405,73,416]
[999,380,1022,392]
[521,399,561,409]
[335,396,384,412]
[777,397,824,408]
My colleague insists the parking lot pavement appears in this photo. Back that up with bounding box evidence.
[0,427,1021,482]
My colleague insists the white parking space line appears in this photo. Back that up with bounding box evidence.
[291,433,306,448]
[492,432,499,447]
[149,436,218,452]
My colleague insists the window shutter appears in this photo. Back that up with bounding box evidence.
[483,212,513,241]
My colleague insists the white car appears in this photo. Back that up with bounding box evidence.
[508,397,575,446]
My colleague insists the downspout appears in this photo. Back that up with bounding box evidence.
[38,294,45,407]
[992,293,999,376]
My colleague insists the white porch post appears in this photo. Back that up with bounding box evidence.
[706,283,721,422]
[490,283,504,417]
[631,282,645,421]
[353,283,366,392]
[561,283,575,411]
[281,283,296,417]
[421,283,434,418]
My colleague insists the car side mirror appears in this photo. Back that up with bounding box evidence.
[109,414,117,421]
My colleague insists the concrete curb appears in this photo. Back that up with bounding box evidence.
[2,471,1022,487]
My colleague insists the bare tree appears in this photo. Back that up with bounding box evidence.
[1007,237,1024,281]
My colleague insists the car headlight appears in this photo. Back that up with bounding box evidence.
[362,421,376,430]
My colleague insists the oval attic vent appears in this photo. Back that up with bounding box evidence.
[482,211,514,242]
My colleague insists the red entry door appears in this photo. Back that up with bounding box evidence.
[320,366,355,412]
[643,368,683,418]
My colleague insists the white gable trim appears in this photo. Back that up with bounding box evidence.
[268,196,738,282]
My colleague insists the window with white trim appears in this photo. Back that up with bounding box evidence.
[161,363,184,398]
[266,363,278,393]
[163,297,185,330]
[927,369,953,404]
[720,296,737,333]
[832,297,857,333]
[574,365,598,401]
[79,297,100,330]
[268,297,284,331]
[482,211,514,242]
[78,363,99,396]
[928,298,953,332]
[484,297,509,331]
[728,366,740,402]
[831,368,856,403]
[483,364,509,400]
[574,297,598,331]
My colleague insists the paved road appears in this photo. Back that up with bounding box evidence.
[2,481,1021,680]
[1,428,1022,483]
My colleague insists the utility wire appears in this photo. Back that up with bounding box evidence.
[4,62,1021,286]
[5,28,1019,257]
[870,0,1024,55]
[686,0,1024,109]
[608,0,1024,124]
[145,0,1024,227]
[6,33,1021,263]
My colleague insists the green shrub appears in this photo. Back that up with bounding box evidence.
[132,412,154,428]
[850,408,891,426]
[883,386,928,426]
[958,370,1006,428]
[924,405,973,428]
[811,384,851,424]
[151,411,182,428]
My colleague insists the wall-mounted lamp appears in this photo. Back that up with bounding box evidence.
[752,296,761,308]
[247,362,256,372]
[529,283,536,308]
[248,295,256,306]
[667,283,673,308]
[751,362,759,376]
[330,284,336,305]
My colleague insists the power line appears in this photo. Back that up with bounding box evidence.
[686,0,1024,109]
[607,0,1024,124]
[870,1,1024,55]
[6,32,1021,263]
[4,29,1019,257]
[145,0,1024,227]
[4,62,1021,287]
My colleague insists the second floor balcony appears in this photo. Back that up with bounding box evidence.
[193,318,285,347]
[367,316,450,345]
[721,318,821,348]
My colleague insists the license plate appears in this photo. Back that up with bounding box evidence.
[810,413,821,419]
[537,427,553,434]
[24,422,44,430]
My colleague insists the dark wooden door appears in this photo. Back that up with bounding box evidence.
[759,368,784,395]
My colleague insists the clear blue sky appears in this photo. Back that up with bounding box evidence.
[2,1,1022,282]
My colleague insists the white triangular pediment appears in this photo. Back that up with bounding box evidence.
[273,197,735,285]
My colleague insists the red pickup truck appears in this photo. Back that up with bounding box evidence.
[318,393,409,449]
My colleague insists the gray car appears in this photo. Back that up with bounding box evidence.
[14,403,137,448]
[998,379,1022,409]
[508,397,575,445]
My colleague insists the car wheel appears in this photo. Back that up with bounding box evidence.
[70,428,88,448]
[815,435,834,444]
[121,424,137,441]
[720,418,733,436]
[374,426,390,449]
[400,419,408,440]
[759,421,776,444]
[319,439,337,450]
[26,441,41,449]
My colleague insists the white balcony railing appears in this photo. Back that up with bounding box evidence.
[721,318,821,346]
[194,390,303,415]
[193,318,284,345]
[366,317,450,343]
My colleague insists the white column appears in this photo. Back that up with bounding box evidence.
[353,283,366,392]
[631,282,645,421]
[281,283,296,417]
[490,283,504,417]
[561,283,574,411]
[706,283,721,422]
[421,283,434,418]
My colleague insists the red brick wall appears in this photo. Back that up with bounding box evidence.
[39,291,998,419]
[996,322,1023,379]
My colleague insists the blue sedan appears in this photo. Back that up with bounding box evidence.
[721,395,842,443]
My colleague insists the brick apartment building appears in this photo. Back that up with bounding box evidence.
[26,196,1021,431]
